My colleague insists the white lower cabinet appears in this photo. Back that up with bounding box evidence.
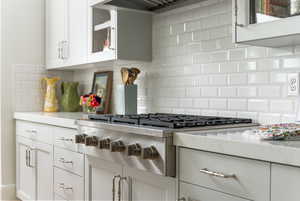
[271,164,300,201]
[179,182,249,201]
[85,155,123,200]
[124,166,176,201]
[85,155,176,201]
[16,136,53,201]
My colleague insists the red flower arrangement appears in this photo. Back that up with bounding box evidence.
[80,94,101,113]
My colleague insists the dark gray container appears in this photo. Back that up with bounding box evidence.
[115,84,137,115]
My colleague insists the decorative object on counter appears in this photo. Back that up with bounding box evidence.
[254,123,300,141]
[80,94,102,114]
[121,67,141,85]
[116,67,141,115]
[42,77,60,112]
[91,71,113,114]
[103,29,111,52]
[61,82,80,112]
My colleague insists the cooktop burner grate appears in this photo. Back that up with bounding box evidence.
[88,113,253,129]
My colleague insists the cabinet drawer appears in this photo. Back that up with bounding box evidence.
[180,182,249,201]
[16,121,52,144]
[271,164,300,201]
[53,127,78,152]
[54,147,84,176]
[179,148,270,201]
[54,167,84,201]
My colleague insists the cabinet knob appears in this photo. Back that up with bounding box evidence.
[98,138,111,149]
[85,136,98,146]
[75,134,87,144]
[127,143,142,157]
[141,146,159,160]
[110,141,126,152]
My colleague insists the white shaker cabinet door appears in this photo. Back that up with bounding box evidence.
[46,0,68,69]
[85,155,123,201]
[123,166,176,201]
[36,141,53,201]
[65,0,88,66]
[16,136,36,201]
[271,164,300,201]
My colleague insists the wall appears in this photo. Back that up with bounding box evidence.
[1,0,73,199]
[75,0,299,124]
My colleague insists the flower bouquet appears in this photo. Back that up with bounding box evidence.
[80,94,101,113]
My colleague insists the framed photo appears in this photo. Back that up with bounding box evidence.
[91,71,113,114]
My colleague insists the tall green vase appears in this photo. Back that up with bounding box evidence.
[61,82,80,112]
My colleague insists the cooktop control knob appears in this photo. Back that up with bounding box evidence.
[142,146,160,160]
[127,144,142,157]
[98,138,111,149]
[85,136,98,146]
[110,141,126,152]
[75,134,87,144]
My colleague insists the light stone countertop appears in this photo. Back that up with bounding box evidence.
[174,126,300,167]
[14,112,87,129]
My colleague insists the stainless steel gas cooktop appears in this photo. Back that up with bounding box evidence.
[76,113,257,177]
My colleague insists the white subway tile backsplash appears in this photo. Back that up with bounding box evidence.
[220,62,239,73]
[248,72,269,84]
[219,87,237,97]
[71,0,299,124]
[256,59,280,71]
[270,72,287,83]
[193,98,209,108]
[238,87,257,97]
[246,46,267,58]
[270,100,294,113]
[282,57,300,69]
[202,63,220,74]
[186,87,201,97]
[179,98,194,108]
[209,74,228,85]
[185,20,201,32]
[228,99,247,110]
[248,99,269,112]
[202,87,219,97]
[210,99,227,109]
[258,86,281,98]
[193,30,210,41]
[229,48,245,61]
[267,47,294,57]
[229,74,248,85]
[239,61,257,72]
[210,51,229,62]
[258,113,281,124]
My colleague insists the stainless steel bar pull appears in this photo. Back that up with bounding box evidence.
[199,168,236,179]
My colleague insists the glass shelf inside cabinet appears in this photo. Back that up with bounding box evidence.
[249,0,300,24]
[92,7,113,54]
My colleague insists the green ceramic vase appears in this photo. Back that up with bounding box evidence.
[61,82,80,112]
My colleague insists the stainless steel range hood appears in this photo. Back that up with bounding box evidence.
[104,0,201,12]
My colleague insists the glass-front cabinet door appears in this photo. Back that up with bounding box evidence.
[234,0,300,46]
[88,1,117,63]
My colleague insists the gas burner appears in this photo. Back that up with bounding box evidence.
[87,113,253,129]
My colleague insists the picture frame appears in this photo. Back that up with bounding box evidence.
[91,71,113,114]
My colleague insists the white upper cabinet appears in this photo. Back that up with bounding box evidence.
[46,0,87,69]
[46,0,68,69]
[46,0,152,70]
[234,0,300,47]
[87,1,152,63]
